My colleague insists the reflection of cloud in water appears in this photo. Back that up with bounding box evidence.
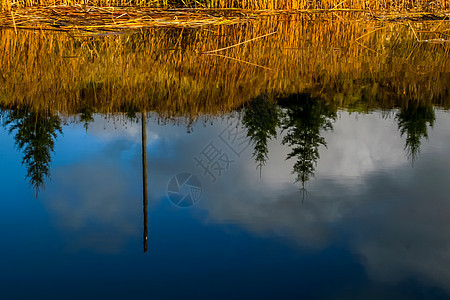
[43,115,227,254]
[45,155,140,253]
[84,114,149,142]
[196,113,408,247]
[318,111,406,179]
[200,170,367,248]
[42,115,229,253]
[352,157,450,292]
[41,110,450,290]
[199,111,450,291]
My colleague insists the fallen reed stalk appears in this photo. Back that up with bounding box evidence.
[408,20,450,42]
[201,31,277,53]
[203,53,273,70]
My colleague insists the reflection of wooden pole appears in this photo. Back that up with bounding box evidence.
[142,111,148,253]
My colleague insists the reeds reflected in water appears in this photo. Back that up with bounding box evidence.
[1,14,449,117]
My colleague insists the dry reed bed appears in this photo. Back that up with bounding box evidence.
[0,5,254,33]
[0,4,449,35]
[1,6,449,33]
[1,0,449,11]
[0,14,449,117]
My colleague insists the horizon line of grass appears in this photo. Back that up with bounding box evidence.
[1,0,449,12]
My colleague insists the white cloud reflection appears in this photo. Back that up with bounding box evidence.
[45,140,141,253]
[42,110,450,291]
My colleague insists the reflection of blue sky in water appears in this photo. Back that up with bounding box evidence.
[1,110,450,298]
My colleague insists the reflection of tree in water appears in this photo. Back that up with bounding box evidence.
[80,107,94,132]
[279,94,336,192]
[396,103,435,164]
[242,95,280,173]
[4,108,62,195]
[123,104,141,122]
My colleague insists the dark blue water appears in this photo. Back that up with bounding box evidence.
[1,109,450,299]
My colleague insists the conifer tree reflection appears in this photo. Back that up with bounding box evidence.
[5,108,62,195]
[279,94,336,193]
[396,102,435,164]
[126,105,140,121]
[242,95,280,174]
[80,107,94,132]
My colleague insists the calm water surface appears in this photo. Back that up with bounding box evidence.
[1,107,450,299]
[1,14,450,299]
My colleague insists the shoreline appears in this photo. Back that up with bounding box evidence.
[0,5,449,34]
